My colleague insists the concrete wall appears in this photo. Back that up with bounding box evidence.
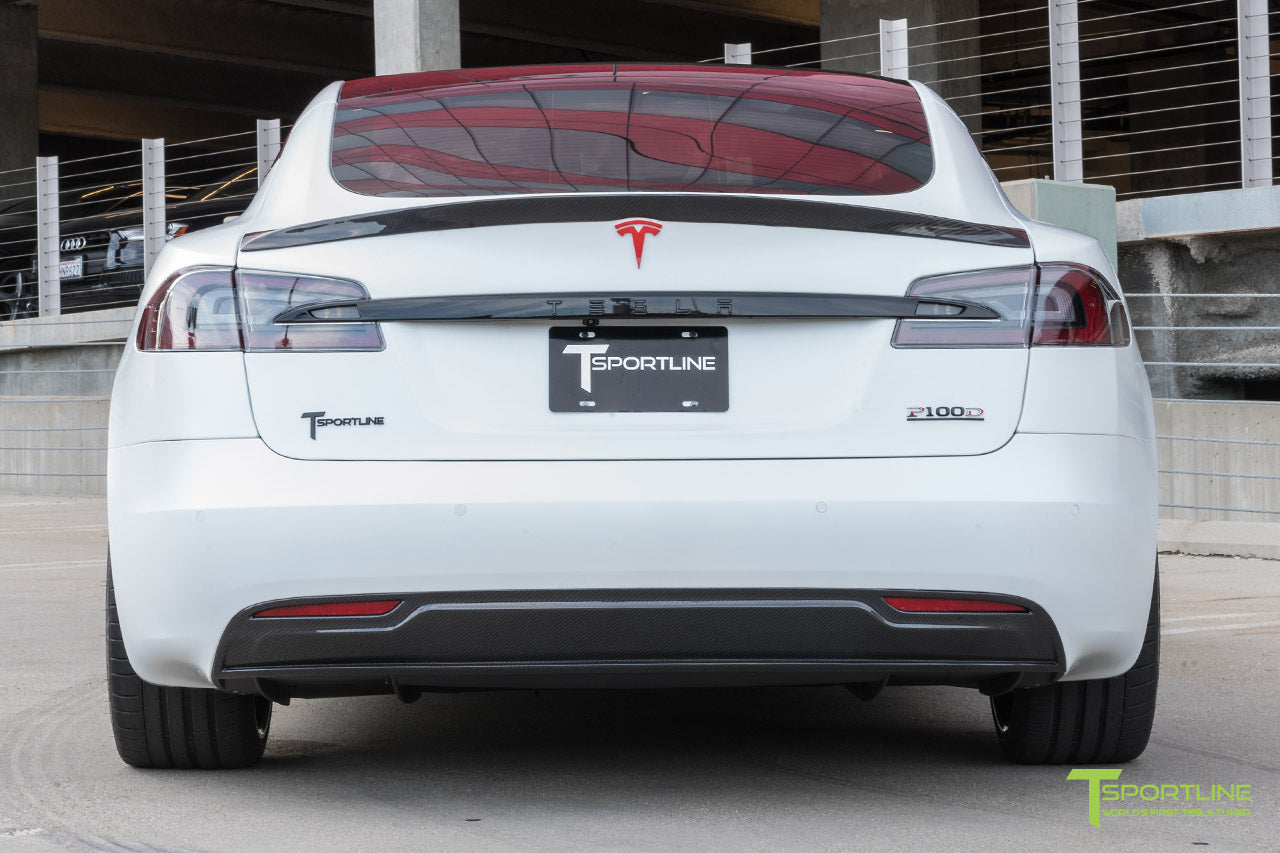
[1002,178,1118,270]
[1156,400,1280,523]
[0,308,129,497]
[1118,187,1280,402]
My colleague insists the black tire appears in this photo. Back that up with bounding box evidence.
[991,568,1159,765]
[1,271,38,321]
[107,563,272,768]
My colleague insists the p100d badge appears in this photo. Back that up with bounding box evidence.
[907,406,985,421]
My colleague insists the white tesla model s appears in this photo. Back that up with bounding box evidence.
[107,64,1158,769]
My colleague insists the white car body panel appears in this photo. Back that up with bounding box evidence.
[109,432,1154,689]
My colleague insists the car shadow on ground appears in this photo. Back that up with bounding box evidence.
[224,685,1021,805]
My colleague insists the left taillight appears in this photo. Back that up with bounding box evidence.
[136,267,383,352]
[136,267,242,351]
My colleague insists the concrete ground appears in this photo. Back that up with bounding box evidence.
[0,494,1276,852]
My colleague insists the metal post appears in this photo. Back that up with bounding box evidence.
[1049,0,1083,183]
[1238,0,1272,188]
[256,119,282,187]
[878,19,908,80]
[141,138,166,280]
[724,43,752,65]
[35,155,60,317]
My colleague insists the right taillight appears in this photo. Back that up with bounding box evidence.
[136,266,383,352]
[1031,263,1131,347]
[893,263,1130,349]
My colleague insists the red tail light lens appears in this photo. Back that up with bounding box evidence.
[1032,264,1131,347]
[136,267,242,351]
[892,264,1130,349]
[253,600,402,618]
[136,266,383,352]
[884,597,1027,613]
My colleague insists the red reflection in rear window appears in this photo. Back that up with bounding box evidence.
[331,65,932,198]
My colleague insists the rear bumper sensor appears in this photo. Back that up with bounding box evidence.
[238,194,1030,253]
[214,588,1064,698]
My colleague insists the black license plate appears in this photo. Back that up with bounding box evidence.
[549,326,728,412]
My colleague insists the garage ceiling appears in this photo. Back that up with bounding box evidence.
[31,0,820,151]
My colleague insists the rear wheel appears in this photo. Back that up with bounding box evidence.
[107,563,271,768]
[991,569,1159,764]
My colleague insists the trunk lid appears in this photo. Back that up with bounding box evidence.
[239,213,1033,461]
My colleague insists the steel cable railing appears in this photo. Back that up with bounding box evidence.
[1,120,279,495]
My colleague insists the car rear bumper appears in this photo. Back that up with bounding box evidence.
[214,587,1064,697]
[107,433,1156,691]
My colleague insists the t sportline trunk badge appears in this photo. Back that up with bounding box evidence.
[300,411,386,440]
[614,219,663,268]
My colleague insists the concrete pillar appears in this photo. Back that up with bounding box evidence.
[374,0,460,75]
[0,2,39,202]
[820,0,980,134]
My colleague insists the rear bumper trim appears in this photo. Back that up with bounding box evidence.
[214,588,1064,695]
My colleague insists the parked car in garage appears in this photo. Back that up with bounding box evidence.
[106,64,1158,769]
[0,167,257,320]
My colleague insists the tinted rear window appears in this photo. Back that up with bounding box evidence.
[331,66,932,198]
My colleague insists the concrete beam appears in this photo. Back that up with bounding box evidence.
[463,0,817,66]
[640,0,819,26]
[38,39,336,120]
[37,0,371,78]
[1118,185,1280,243]
[375,0,460,75]
[0,307,133,350]
[1002,178,1117,270]
[39,89,264,143]
[0,3,39,200]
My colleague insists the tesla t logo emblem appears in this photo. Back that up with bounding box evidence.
[614,219,663,268]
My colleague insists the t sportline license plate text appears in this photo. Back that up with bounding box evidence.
[549,326,728,412]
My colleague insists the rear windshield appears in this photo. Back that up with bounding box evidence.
[331,66,932,198]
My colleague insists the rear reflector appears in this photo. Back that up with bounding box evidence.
[883,597,1027,613]
[253,600,402,618]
